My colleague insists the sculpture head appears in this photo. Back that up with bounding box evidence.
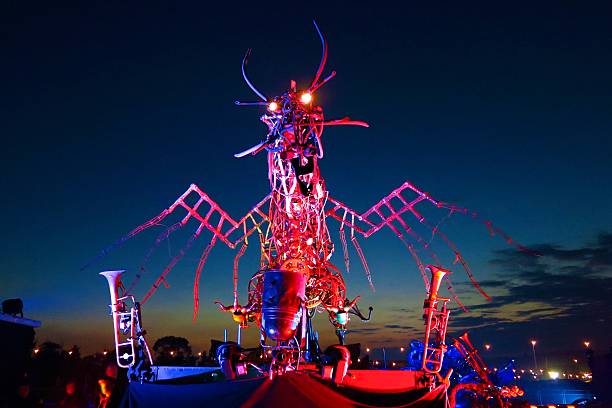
[234,20,367,162]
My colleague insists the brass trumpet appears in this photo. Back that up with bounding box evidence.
[421,265,451,374]
[100,270,152,372]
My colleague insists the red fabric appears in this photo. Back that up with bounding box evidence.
[121,372,447,408]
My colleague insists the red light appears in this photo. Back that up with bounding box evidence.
[300,93,312,104]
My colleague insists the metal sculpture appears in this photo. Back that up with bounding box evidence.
[89,20,530,377]
[451,333,524,407]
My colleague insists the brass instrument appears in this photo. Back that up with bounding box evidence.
[450,332,518,407]
[100,270,153,375]
[421,265,451,374]
[454,332,491,385]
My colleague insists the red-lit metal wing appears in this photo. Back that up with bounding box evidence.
[326,180,534,309]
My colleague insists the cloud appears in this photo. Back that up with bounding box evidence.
[347,327,381,335]
[384,324,416,330]
[448,232,612,350]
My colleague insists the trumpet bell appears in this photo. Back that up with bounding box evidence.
[426,265,450,300]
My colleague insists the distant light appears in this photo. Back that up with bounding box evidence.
[357,358,361,363]
[573,358,578,363]
[366,348,370,353]
[300,93,312,104]
[530,340,537,346]
[584,341,590,348]
[530,405,537,408]
[400,347,405,352]
[170,351,175,356]
[484,344,491,351]
[375,361,379,365]
[103,351,108,356]
[548,371,560,380]
[392,362,396,367]
[34,348,39,354]
[548,405,556,408]
[68,351,73,355]
[198,352,202,357]
[268,102,278,112]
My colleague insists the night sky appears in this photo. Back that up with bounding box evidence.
[2,2,612,363]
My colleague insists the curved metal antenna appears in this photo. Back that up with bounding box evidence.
[241,48,268,102]
[310,20,328,90]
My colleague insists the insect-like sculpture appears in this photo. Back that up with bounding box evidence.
[90,21,530,375]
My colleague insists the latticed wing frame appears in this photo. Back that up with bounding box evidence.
[84,184,272,316]
[326,180,532,309]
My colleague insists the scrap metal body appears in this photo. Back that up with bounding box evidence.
[90,21,532,380]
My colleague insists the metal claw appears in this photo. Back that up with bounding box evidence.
[235,101,268,106]
[310,20,328,90]
[310,70,336,93]
[241,48,268,102]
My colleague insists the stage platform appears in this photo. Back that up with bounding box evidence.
[120,370,447,407]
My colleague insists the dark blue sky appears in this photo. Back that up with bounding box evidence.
[2,2,611,362]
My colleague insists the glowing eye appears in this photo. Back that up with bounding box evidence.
[300,93,312,104]
[268,101,278,111]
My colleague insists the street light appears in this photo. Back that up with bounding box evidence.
[530,340,538,370]
[584,341,590,348]
[484,344,491,351]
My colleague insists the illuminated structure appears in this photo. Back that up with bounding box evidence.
[90,21,530,383]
